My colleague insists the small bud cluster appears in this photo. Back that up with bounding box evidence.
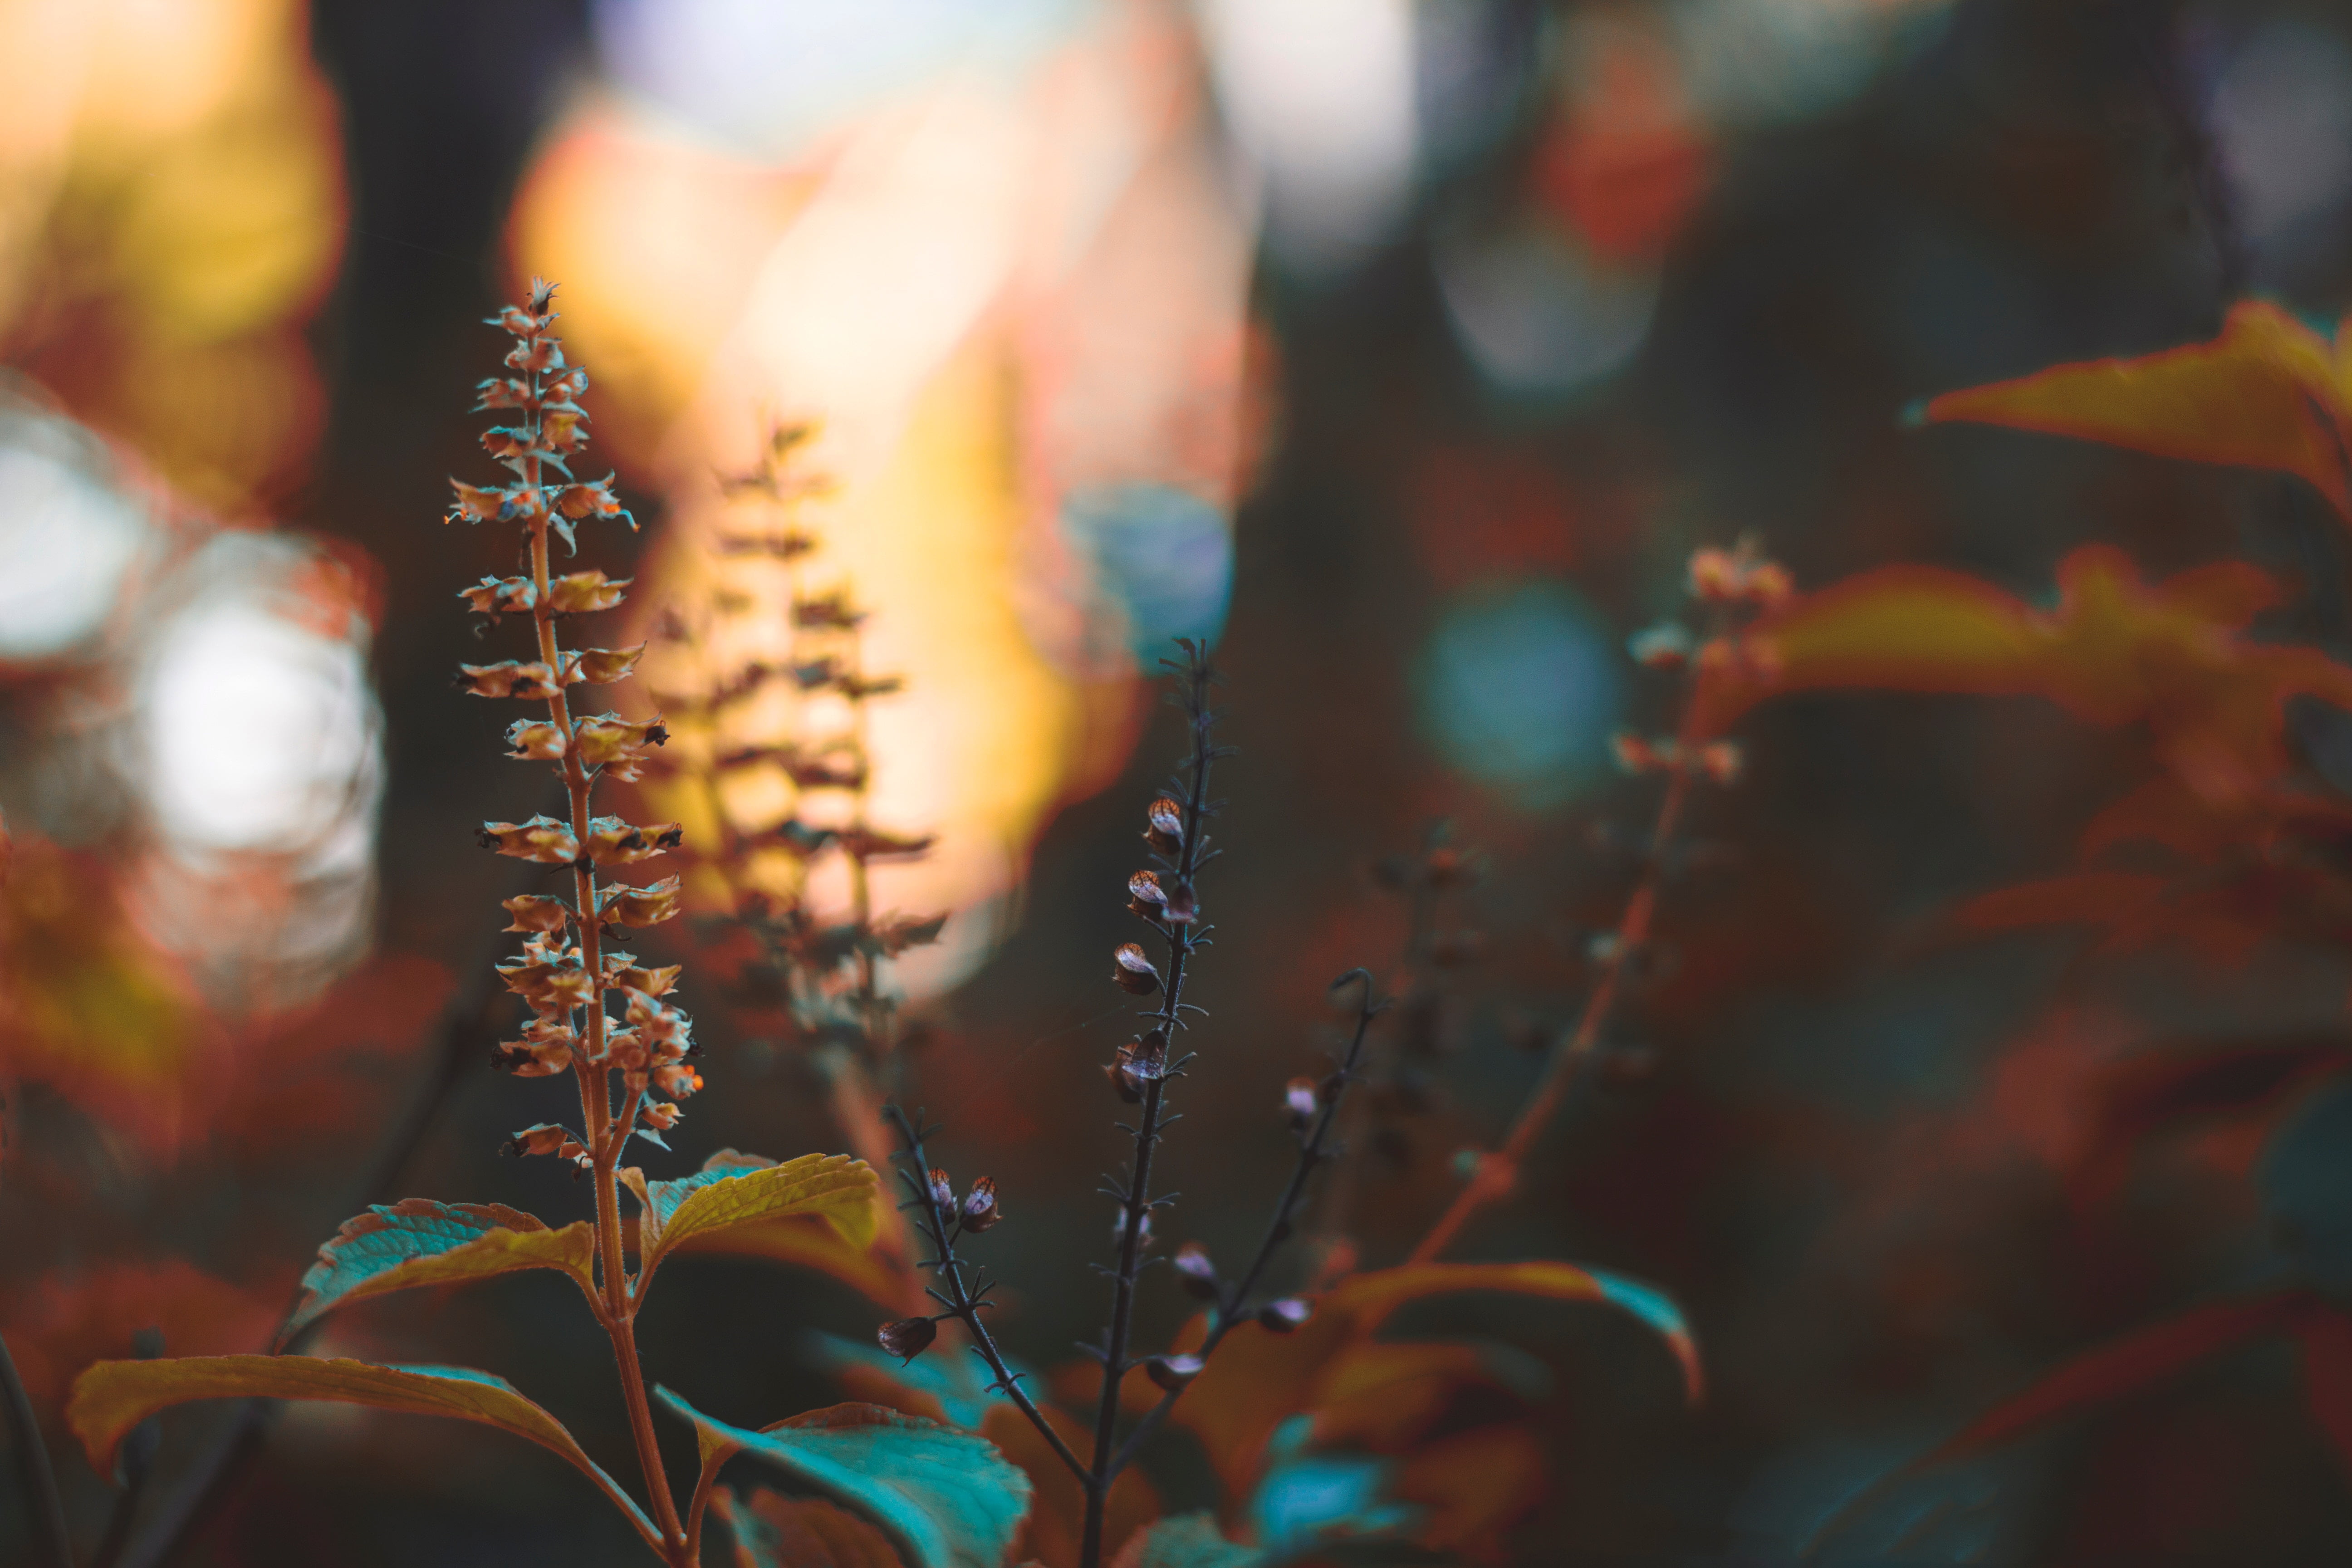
[451,282,700,1160]
[871,1159,1004,1363]
[1614,535,1795,788]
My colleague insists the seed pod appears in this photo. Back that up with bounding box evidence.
[961,1177,1001,1232]
[1146,1354,1205,1392]
[1159,882,1198,924]
[1171,1242,1220,1301]
[1283,1077,1318,1132]
[1257,1297,1313,1333]
[1144,796,1183,855]
[927,1167,955,1210]
[1113,943,1161,995]
[878,1317,938,1363]
[1128,870,1168,907]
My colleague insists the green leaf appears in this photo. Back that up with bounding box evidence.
[656,1388,1030,1568]
[69,1355,660,1550]
[625,1150,879,1302]
[282,1200,598,1343]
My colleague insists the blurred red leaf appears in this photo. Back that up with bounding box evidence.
[2294,1305,2352,1483]
[1391,1421,1548,1563]
[1918,301,2352,519]
[1927,1290,2308,1465]
[2,1259,289,1416]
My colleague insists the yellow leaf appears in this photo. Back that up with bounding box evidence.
[630,1150,880,1301]
[1919,301,2352,517]
[69,1356,660,1548]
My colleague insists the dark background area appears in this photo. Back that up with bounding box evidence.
[9,0,2352,1563]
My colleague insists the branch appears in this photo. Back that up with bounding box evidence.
[883,1104,1089,1485]
[1107,968,1381,1481]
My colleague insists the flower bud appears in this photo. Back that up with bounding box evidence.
[1146,1354,1204,1392]
[1627,622,1695,670]
[1283,1077,1318,1132]
[1143,796,1183,855]
[1113,943,1161,995]
[1128,870,1168,907]
[1105,1031,1168,1102]
[599,876,683,929]
[652,1063,702,1099]
[1159,882,1198,925]
[878,1316,938,1363]
[478,815,580,863]
[504,720,567,761]
[584,816,684,866]
[503,1122,580,1159]
[1697,740,1743,786]
[1171,1242,1220,1301]
[547,569,631,615]
[641,1101,683,1131]
[961,1176,1001,1232]
[501,894,571,934]
[928,1167,955,1210]
[1256,1297,1313,1333]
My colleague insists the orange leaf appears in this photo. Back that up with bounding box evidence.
[1917,301,2352,518]
[727,1486,908,1568]
[1392,1422,1547,1562]
[982,1401,1158,1568]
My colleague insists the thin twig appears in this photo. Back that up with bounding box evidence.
[1106,969,1382,1481]
[1407,617,1717,1267]
[1080,644,1225,1568]
[882,1104,1088,1483]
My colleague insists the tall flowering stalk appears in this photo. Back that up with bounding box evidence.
[63,285,1037,1568]
[451,279,692,1544]
[1407,536,1784,1264]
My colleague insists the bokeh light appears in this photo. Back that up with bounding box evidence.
[0,402,154,663]
[1414,580,1622,808]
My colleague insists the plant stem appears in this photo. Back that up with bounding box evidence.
[884,1105,1089,1482]
[1406,647,1711,1267]
[1107,970,1380,1481]
[1079,649,1221,1568]
[0,1326,72,1568]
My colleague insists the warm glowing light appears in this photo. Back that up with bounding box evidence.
[515,1,1260,992]
[1196,0,1418,271]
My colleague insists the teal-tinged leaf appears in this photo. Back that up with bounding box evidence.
[805,1332,1021,1430]
[69,1355,660,1550]
[656,1388,1029,1568]
[1115,1512,1265,1568]
[1249,1415,1417,1559]
[719,1485,906,1568]
[282,1199,596,1343]
[1586,1268,1704,1403]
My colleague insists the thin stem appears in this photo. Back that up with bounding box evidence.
[1080,648,1222,1568]
[883,1105,1089,1483]
[1107,970,1381,1481]
[520,361,684,1562]
[1406,641,1713,1267]
[0,1327,72,1568]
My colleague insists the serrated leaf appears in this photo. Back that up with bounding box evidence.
[626,1150,879,1302]
[657,1390,1031,1568]
[282,1200,597,1344]
[69,1356,659,1548]
[724,1485,908,1568]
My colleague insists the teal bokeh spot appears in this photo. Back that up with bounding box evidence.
[1415,580,1622,807]
[1062,483,1234,656]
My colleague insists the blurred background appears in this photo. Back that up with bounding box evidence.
[4,0,2352,1562]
